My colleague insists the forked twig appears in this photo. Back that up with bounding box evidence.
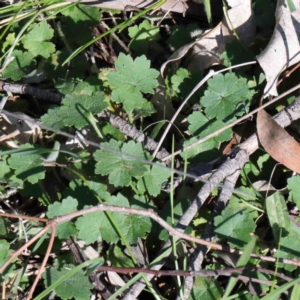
[1,203,299,271]
[2,197,300,299]
[179,170,241,300]
[27,224,56,299]
[96,265,294,285]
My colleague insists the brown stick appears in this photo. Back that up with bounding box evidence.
[0,223,52,274]
[27,224,56,300]
[2,204,300,276]
[96,265,294,284]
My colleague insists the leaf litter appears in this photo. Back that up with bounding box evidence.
[2,1,300,299]
[257,0,300,97]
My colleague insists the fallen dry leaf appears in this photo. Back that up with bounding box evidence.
[222,131,242,154]
[160,0,255,75]
[152,0,254,132]
[257,108,300,174]
[257,0,300,97]
[252,180,277,193]
[79,0,205,15]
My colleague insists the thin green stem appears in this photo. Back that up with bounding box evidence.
[203,0,213,27]
[271,228,282,292]
[170,135,183,297]
[1,1,76,67]
[84,111,104,139]
[222,0,253,57]
[0,0,29,40]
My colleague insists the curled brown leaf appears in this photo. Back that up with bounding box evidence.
[257,108,300,174]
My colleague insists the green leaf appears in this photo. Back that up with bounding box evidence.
[260,277,300,300]
[63,179,110,209]
[76,209,119,244]
[0,159,11,180]
[75,193,151,244]
[41,91,107,130]
[170,68,190,95]
[60,91,107,129]
[158,194,193,241]
[137,163,170,196]
[7,144,46,184]
[109,244,135,267]
[291,282,300,300]
[214,196,258,248]
[167,24,201,50]
[257,153,270,170]
[44,49,89,81]
[47,197,78,240]
[0,218,10,236]
[221,40,255,67]
[287,0,296,12]
[275,222,300,271]
[88,180,111,202]
[181,137,218,160]
[61,4,101,23]
[188,111,211,136]
[47,197,78,218]
[22,21,55,58]
[253,0,275,29]
[287,175,300,207]
[0,240,12,267]
[42,267,93,300]
[241,161,260,185]
[182,111,233,159]
[187,111,232,142]
[223,236,257,299]
[107,53,159,112]
[94,139,147,187]
[73,77,103,95]
[117,194,152,244]
[265,192,290,244]
[2,33,15,52]
[241,153,272,185]
[134,101,156,118]
[21,182,44,199]
[60,5,102,45]
[201,73,253,121]
[128,20,160,53]
[40,107,65,130]
[189,277,223,300]
[166,68,203,101]
[203,0,212,26]
[238,271,271,296]
[2,50,36,81]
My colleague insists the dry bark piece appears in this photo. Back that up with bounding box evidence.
[257,108,300,174]
[257,0,300,97]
